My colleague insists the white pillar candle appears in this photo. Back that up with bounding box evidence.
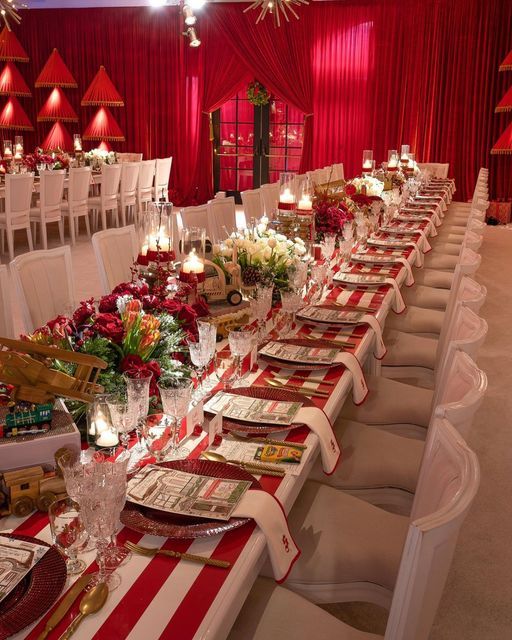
[298,196,313,210]
[182,250,204,274]
[279,188,294,204]
[362,159,373,170]
[96,429,119,448]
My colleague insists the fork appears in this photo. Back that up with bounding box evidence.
[124,541,230,568]
[303,335,356,348]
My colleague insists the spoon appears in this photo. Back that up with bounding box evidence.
[59,582,109,640]
[200,451,285,477]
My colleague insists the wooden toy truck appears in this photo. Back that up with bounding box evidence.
[0,465,67,517]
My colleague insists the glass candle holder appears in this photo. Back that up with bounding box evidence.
[3,140,12,159]
[387,149,399,171]
[362,149,373,173]
[14,136,23,159]
[279,171,296,208]
[180,225,206,259]
[400,144,410,164]
[87,395,119,450]
[73,133,82,152]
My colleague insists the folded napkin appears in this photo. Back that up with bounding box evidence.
[351,254,414,285]
[233,490,300,583]
[379,227,432,255]
[367,239,423,267]
[332,351,368,404]
[296,405,342,472]
[396,215,438,237]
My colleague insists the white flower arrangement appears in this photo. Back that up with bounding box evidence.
[350,175,385,197]
[84,148,117,167]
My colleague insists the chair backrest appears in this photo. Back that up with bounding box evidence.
[101,163,122,199]
[241,188,263,221]
[385,417,480,640]
[0,264,14,338]
[154,157,173,198]
[433,349,487,439]
[178,205,210,235]
[120,162,140,196]
[438,163,450,178]
[260,182,280,217]
[207,196,237,241]
[457,276,486,314]
[331,163,345,181]
[10,246,76,333]
[68,167,92,207]
[138,159,156,192]
[436,295,488,380]
[92,225,139,295]
[39,170,66,212]
[5,173,34,223]
[117,152,143,163]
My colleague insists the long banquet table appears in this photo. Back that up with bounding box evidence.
[1,183,452,640]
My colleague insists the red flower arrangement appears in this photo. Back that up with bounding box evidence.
[313,190,353,238]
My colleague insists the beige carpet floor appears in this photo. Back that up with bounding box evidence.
[3,220,511,638]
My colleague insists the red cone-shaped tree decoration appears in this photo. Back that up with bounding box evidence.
[499,50,512,72]
[83,106,124,141]
[496,85,512,113]
[41,121,73,151]
[0,61,31,96]
[81,66,124,107]
[0,26,28,62]
[491,121,512,155]
[0,96,33,130]
[38,87,78,122]
[35,48,77,88]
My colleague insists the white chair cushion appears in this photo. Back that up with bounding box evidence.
[402,284,450,309]
[413,268,453,289]
[309,418,423,493]
[385,305,444,334]
[429,242,461,256]
[228,578,379,640]
[342,374,433,427]
[382,329,437,369]
[423,253,459,271]
[88,196,101,206]
[281,482,408,592]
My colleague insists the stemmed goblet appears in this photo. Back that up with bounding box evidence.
[228,328,255,386]
[106,394,136,450]
[49,497,89,575]
[158,380,194,456]
[250,284,274,344]
[280,289,304,332]
[124,374,151,451]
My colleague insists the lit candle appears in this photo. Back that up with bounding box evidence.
[88,410,108,436]
[141,242,149,256]
[3,144,12,159]
[96,429,119,448]
[362,159,373,170]
[388,158,398,169]
[74,138,82,152]
[279,187,295,204]
[182,249,204,274]
[298,195,313,210]
[14,143,23,159]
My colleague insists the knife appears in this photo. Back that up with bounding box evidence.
[37,574,93,640]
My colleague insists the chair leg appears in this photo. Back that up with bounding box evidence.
[101,207,107,231]
[120,203,126,227]
[27,225,34,251]
[58,219,65,245]
[69,215,76,245]
[85,214,91,238]
[7,229,14,261]
[41,223,48,250]
[0,228,4,254]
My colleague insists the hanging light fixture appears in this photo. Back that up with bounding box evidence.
[244,0,308,27]
[184,26,201,48]
[0,1,25,30]
[183,5,196,26]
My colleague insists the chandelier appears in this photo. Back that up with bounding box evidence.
[0,1,23,30]
[244,0,309,27]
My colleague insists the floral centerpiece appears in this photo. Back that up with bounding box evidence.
[22,148,55,172]
[345,176,384,207]
[313,186,354,241]
[84,148,116,168]
[22,278,209,421]
[247,80,271,106]
[213,223,307,292]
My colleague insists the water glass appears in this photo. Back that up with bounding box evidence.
[280,290,304,331]
[49,498,89,575]
[124,374,151,450]
[158,381,194,454]
[228,328,255,385]
[106,395,136,449]
[308,263,327,304]
[251,284,274,343]
[188,339,211,400]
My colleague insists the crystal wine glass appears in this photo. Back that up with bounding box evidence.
[107,395,136,450]
[49,498,89,575]
[307,263,327,304]
[251,284,274,344]
[228,328,255,386]
[196,320,217,392]
[188,339,211,402]
[280,290,304,331]
[124,374,151,451]
[158,380,194,455]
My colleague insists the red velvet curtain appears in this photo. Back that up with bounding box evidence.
[9,1,512,202]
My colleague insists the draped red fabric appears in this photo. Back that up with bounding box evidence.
[8,1,512,202]
[208,5,314,174]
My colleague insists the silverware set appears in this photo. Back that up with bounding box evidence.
[124,541,231,568]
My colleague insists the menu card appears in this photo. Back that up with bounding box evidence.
[204,391,302,426]
[367,238,411,248]
[297,305,366,325]
[126,464,251,521]
[0,536,49,604]
[333,272,388,285]
[259,341,339,365]
[352,253,398,264]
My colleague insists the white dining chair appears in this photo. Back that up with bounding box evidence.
[313,349,486,510]
[10,246,76,333]
[118,161,140,227]
[259,182,280,218]
[92,225,139,295]
[343,303,488,440]
[235,418,479,640]
[0,173,34,261]
[137,159,155,215]
[266,417,479,624]
[29,170,66,250]
[61,167,93,245]
[207,196,237,241]
[88,163,122,230]
[241,188,263,222]
[153,157,173,202]
[0,264,14,338]
[331,162,345,181]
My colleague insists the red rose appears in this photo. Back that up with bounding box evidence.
[98,294,121,313]
[92,313,124,343]
[192,298,209,318]
[160,298,182,315]
[46,315,74,339]
[142,294,161,311]
[345,184,357,196]
[73,298,95,326]
[112,281,149,298]
[177,303,198,328]
[120,355,161,396]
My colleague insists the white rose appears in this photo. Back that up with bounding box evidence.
[294,245,307,256]
[276,233,287,242]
